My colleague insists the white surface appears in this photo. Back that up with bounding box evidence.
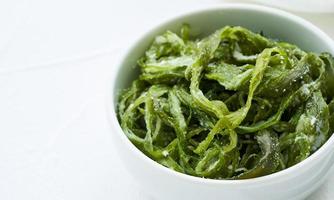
[0,0,333,200]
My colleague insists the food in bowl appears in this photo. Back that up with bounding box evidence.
[117,25,334,179]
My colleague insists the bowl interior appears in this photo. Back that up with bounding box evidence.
[113,6,334,106]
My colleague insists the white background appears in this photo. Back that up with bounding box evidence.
[0,0,333,199]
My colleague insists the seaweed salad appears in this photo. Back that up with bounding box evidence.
[117,25,334,179]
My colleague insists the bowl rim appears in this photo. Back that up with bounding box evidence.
[108,3,334,185]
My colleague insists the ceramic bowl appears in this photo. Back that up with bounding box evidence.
[108,4,334,200]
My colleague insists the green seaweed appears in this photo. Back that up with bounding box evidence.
[117,25,334,179]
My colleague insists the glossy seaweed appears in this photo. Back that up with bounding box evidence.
[117,25,334,179]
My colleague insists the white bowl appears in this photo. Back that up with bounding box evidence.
[251,0,334,13]
[108,4,334,200]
